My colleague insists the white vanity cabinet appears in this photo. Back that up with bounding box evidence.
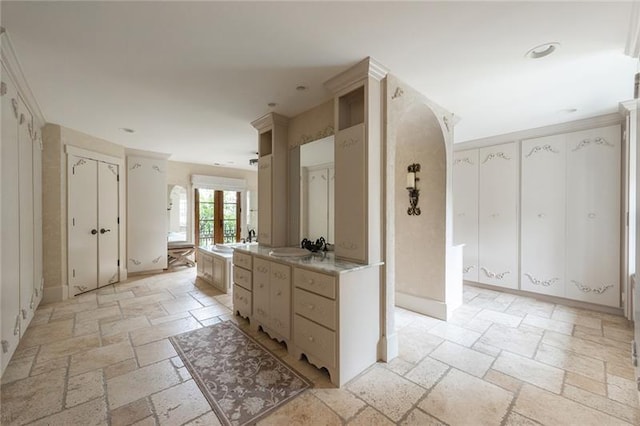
[521,135,566,297]
[478,142,518,289]
[252,258,291,343]
[196,247,232,293]
[232,251,253,319]
[565,125,621,307]
[453,150,479,282]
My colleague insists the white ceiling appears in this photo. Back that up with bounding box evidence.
[2,1,637,170]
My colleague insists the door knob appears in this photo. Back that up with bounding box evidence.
[100,228,111,234]
[91,229,98,235]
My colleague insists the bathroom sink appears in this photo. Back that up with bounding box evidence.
[212,244,234,253]
[269,247,311,257]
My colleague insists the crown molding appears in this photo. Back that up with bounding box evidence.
[454,113,623,151]
[324,56,389,94]
[0,29,46,128]
[125,147,172,160]
[626,1,640,57]
[250,112,289,132]
[620,99,638,113]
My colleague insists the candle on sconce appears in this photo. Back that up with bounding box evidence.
[406,172,415,189]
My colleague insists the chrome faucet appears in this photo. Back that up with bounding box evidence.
[247,229,256,243]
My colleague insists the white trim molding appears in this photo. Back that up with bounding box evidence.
[395,291,455,321]
[324,56,389,93]
[191,174,247,192]
[626,1,640,58]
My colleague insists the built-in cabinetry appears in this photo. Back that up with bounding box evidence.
[232,246,380,387]
[196,247,232,293]
[127,151,170,273]
[1,60,43,375]
[454,124,621,307]
[453,150,479,282]
[251,113,288,247]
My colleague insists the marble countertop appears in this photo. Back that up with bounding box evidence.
[233,245,383,275]
[197,245,234,258]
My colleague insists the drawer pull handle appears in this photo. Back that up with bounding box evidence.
[276,291,282,296]
[1,340,8,353]
[259,283,264,288]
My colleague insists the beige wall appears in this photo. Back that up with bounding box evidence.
[288,99,334,148]
[42,124,126,303]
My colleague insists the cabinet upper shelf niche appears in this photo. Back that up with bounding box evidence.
[259,129,273,157]
[338,86,365,131]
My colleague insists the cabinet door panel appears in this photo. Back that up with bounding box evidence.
[335,123,366,262]
[453,149,479,282]
[478,142,518,289]
[18,100,34,329]
[212,257,225,291]
[258,156,272,245]
[270,263,291,339]
[68,155,98,296]
[521,135,566,297]
[98,162,119,287]
[253,258,270,323]
[566,125,620,306]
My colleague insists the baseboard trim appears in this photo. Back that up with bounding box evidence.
[378,332,399,362]
[395,291,450,320]
[42,285,68,304]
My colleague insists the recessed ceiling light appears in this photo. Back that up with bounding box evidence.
[227,161,235,164]
[120,127,135,134]
[214,162,220,166]
[295,85,308,91]
[525,42,560,59]
[560,108,578,114]
[267,102,277,108]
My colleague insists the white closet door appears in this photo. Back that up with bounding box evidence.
[258,155,272,245]
[453,149,479,282]
[18,99,34,331]
[33,134,43,305]
[68,155,98,295]
[566,125,621,307]
[521,135,566,297]
[328,166,335,244]
[1,74,21,370]
[307,168,329,240]
[478,142,518,289]
[98,162,119,287]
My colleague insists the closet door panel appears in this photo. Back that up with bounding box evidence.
[478,142,518,289]
[258,155,272,245]
[33,135,43,305]
[98,162,119,287]
[1,74,21,370]
[453,149,479,282]
[68,155,99,295]
[566,125,621,307]
[521,136,566,297]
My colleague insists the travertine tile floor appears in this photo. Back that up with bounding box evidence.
[1,268,639,425]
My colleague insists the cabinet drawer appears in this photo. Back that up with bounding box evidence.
[233,285,252,318]
[294,314,336,368]
[233,251,252,270]
[294,288,336,331]
[233,266,252,291]
[294,268,336,299]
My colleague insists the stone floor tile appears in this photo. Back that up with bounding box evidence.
[607,361,637,381]
[69,341,134,376]
[398,327,443,364]
[30,397,108,426]
[104,358,139,380]
[419,368,513,425]
[515,384,631,425]
[506,298,555,319]
[479,323,541,358]
[121,302,169,319]
[199,316,223,327]
[76,305,122,323]
[347,366,426,422]
[382,356,414,376]
[607,374,640,407]
[534,343,605,382]
[151,380,210,425]
[30,308,53,326]
[49,300,99,320]
[542,331,629,366]
[37,333,101,363]
[257,392,342,426]
[11,344,39,360]
[97,290,135,304]
[400,409,446,426]
[522,314,574,335]
[119,291,175,308]
[189,303,231,321]
[110,397,154,426]
[472,340,503,357]
[0,368,66,425]
[459,317,493,333]
[74,319,100,337]
[564,371,607,396]
[563,384,640,424]
[427,322,481,347]
[149,311,193,325]
[135,338,177,367]
[160,295,204,315]
[107,359,181,409]
[603,325,634,343]
[1,356,34,384]
[493,351,564,393]
[66,369,105,408]
[31,356,70,377]
[183,411,222,426]
[551,308,602,329]
[573,328,629,351]
[467,293,514,312]
[20,318,74,348]
[504,411,542,425]
[404,356,449,389]
[476,309,523,327]
[312,388,366,420]
[129,316,201,347]
[347,406,394,425]
[101,315,151,337]
[429,340,494,377]
[177,366,192,381]
[483,369,523,393]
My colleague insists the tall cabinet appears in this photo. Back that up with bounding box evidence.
[1,60,43,375]
[453,150,479,282]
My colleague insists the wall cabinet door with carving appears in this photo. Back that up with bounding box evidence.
[521,135,566,297]
[478,142,518,289]
[565,125,621,306]
[453,149,479,282]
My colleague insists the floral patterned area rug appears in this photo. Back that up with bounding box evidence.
[169,321,312,426]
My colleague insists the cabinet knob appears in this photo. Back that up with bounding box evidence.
[100,228,111,234]
[259,283,264,288]
[588,213,596,219]
[308,336,314,342]
[308,304,315,310]
[21,309,27,319]
[490,213,500,219]
[276,291,282,296]
[91,229,98,235]
[537,213,545,218]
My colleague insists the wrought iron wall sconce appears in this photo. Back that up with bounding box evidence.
[406,163,421,215]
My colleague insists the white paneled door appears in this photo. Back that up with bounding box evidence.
[453,149,479,282]
[68,155,119,296]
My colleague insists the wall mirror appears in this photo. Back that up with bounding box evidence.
[300,135,334,243]
[168,184,188,241]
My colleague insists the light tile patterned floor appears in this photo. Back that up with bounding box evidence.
[1,268,638,425]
